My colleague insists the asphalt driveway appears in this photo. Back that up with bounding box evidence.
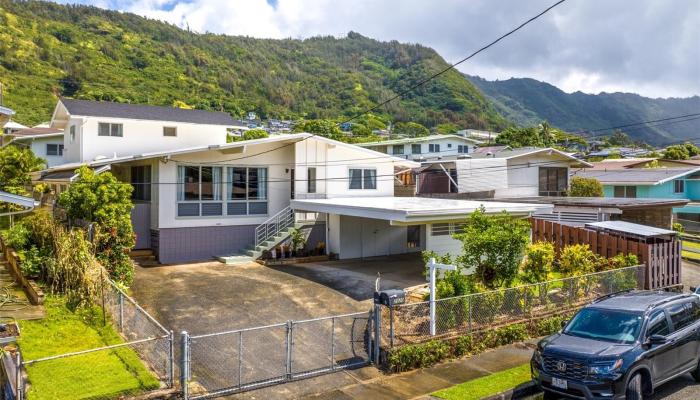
[270,253,427,301]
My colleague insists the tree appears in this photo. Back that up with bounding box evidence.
[58,166,136,283]
[605,130,634,147]
[241,129,269,140]
[683,142,700,157]
[454,207,530,289]
[435,122,459,134]
[394,121,429,137]
[0,145,46,197]
[663,145,691,160]
[521,242,554,284]
[294,119,343,140]
[569,176,603,197]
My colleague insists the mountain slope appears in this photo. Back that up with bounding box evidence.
[0,0,505,130]
[466,75,700,145]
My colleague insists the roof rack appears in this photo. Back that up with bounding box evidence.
[645,292,693,311]
[591,288,637,304]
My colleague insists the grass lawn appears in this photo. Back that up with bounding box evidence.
[432,364,532,400]
[18,296,160,400]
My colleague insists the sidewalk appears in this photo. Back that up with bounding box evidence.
[223,338,533,400]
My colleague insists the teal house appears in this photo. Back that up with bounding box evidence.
[573,167,700,226]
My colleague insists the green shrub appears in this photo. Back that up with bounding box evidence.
[672,222,684,233]
[534,315,569,336]
[484,324,528,348]
[18,245,50,279]
[568,177,603,197]
[3,222,31,251]
[452,335,475,357]
[521,242,554,283]
[558,244,599,276]
[387,340,450,372]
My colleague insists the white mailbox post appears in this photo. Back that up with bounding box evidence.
[427,257,475,336]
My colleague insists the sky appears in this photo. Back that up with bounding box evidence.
[56,0,700,98]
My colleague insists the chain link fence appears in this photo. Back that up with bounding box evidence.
[382,266,644,347]
[183,311,371,399]
[11,277,174,400]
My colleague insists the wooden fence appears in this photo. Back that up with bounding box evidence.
[531,218,681,290]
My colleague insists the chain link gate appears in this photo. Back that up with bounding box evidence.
[182,311,372,399]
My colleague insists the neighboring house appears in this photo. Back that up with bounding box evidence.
[50,98,240,163]
[40,133,548,263]
[2,120,28,135]
[417,147,591,198]
[357,134,482,161]
[572,167,700,227]
[456,129,499,143]
[0,105,14,129]
[4,127,65,167]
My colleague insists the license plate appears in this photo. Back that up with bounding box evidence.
[552,377,568,390]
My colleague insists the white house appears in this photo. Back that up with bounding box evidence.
[49,98,243,163]
[41,131,549,263]
[417,147,591,198]
[357,134,482,161]
[5,127,65,167]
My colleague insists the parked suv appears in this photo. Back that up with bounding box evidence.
[531,290,700,399]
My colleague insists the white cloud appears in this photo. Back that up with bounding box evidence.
[58,0,700,97]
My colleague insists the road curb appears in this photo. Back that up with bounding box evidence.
[480,381,540,400]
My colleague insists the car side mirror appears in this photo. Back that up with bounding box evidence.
[560,320,568,328]
[691,286,697,293]
[648,335,667,346]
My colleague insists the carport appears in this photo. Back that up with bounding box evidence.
[291,197,552,259]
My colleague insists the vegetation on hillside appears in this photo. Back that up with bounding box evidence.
[0,1,506,132]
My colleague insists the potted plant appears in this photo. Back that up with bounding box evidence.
[289,228,306,257]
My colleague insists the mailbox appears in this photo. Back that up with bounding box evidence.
[374,289,406,307]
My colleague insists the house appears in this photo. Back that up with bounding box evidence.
[49,98,240,163]
[571,167,700,229]
[2,120,28,135]
[4,127,65,167]
[416,147,591,198]
[41,130,549,263]
[357,134,482,161]
[456,129,499,143]
[0,105,14,129]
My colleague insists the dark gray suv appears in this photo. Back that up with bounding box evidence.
[531,290,700,399]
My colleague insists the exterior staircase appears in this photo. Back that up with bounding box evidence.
[217,206,297,265]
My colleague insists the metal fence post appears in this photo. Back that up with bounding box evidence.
[285,321,293,380]
[373,304,381,365]
[15,351,22,400]
[168,330,175,388]
[118,291,124,332]
[330,317,336,370]
[238,331,243,389]
[467,296,472,333]
[180,331,189,400]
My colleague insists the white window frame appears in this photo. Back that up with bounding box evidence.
[348,167,377,190]
[674,179,685,194]
[225,166,269,217]
[46,143,64,156]
[98,122,123,137]
[69,125,76,143]
[392,145,405,155]
[430,222,466,236]
[307,167,317,194]
[176,164,224,218]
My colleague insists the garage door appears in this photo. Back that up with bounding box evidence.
[340,216,409,258]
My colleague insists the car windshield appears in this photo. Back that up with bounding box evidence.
[564,308,642,344]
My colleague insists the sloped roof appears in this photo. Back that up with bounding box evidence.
[0,105,14,116]
[59,98,240,126]
[10,127,63,138]
[356,134,482,147]
[573,167,700,185]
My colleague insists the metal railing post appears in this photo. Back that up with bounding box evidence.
[285,321,293,380]
[168,330,175,388]
[118,291,124,332]
[180,331,189,400]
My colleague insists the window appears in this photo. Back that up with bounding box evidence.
[458,145,469,154]
[674,179,685,194]
[411,144,422,154]
[163,126,177,137]
[177,165,223,217]
[646,310,670,337]
[349,168,376,190]
[613,186,637,198]
[69,125,76,143]
[307,167,317,194]
[98,122,123,137]
[447,143,452,148]
[131,166,151,202]
[392,145,404,155]
[538,167,568,196]
[46,144,64,156]
[226,167,268,216]
[428,144,440,153]
[668,301,698,331]
[431,222,466,236]
[407,225,421,248]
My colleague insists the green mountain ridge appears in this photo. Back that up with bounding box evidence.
[0,0,505,131]
[466,75,700,146]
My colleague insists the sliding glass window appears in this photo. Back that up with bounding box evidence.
[177,166,223,217]
[226,167,268,216]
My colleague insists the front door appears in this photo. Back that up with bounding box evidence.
[130,165,151,250]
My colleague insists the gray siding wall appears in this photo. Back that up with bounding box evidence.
[300,222,326,251]
[156,225,256,264]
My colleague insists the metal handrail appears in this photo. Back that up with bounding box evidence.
[254,206,295,247]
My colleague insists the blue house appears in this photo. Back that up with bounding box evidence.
[573,167,700,225]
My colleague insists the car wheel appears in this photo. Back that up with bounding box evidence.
[626,373,644,400]
[692,361,700,382]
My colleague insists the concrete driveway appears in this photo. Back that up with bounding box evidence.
[270,253,427,301]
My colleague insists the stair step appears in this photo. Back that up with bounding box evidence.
[216,255,256,265]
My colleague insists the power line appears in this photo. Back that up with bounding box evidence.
[578,113,700,139]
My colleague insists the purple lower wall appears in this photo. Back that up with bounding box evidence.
[154,225,256,264]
